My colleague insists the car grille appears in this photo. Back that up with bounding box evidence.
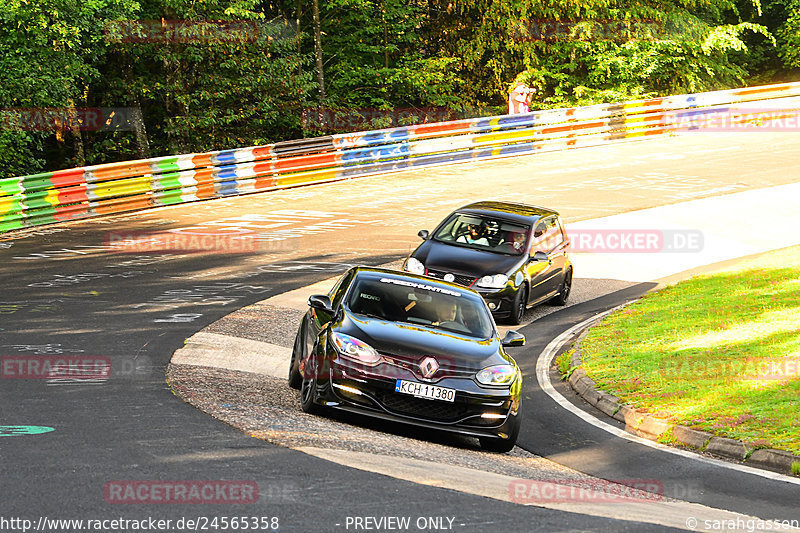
[375,391,471,422]
[378,353,480,379]
[425,269,477,288]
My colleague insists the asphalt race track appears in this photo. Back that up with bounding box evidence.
[1,131,799,532]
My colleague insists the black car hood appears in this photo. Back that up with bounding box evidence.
[413,240,525,276]
[338,312,508,370]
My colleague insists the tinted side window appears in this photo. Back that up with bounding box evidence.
[555,218,567,246]
[531,217,563,252]
[330,270,355,310]
[550,218,564,246]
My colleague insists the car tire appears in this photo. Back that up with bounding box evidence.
[288,324,304,390]
[507,284,528,325]
[479,412,520,453]
[300,374,320,414]
[551,267,572,306]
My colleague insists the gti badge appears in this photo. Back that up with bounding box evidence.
[419,357,439,378]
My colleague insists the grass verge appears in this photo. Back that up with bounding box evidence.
[555,348,576,379]
[580,245,800,454]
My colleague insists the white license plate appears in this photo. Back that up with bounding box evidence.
[394,380,456,402]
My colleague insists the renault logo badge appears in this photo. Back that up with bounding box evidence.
[419,357,439,378]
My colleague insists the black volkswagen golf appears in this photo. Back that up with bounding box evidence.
[403,201,572,324]
[288,267,524,452]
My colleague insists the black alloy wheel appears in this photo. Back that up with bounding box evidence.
[288,325,304,390]
[551,267,572,306]
[508,284,528,325]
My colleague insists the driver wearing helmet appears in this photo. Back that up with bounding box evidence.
[456,223,489,246]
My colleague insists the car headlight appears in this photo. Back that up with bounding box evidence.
[331,332,381,366]
[406,257,425,275]
[476,364,516,386]
[476,274,508,289]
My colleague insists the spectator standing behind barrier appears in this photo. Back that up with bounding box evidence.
[508,82,535,114]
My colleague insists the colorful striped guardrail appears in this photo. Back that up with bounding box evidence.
[2,81,800,233]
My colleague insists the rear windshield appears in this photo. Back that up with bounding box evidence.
[433,213,531,255]
[346,277,494,339]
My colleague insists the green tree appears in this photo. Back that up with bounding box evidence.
[0,0,139,176]
[1,0,796,179]
[776,0,800,70]
[298,0,464,133]
[101,0,313,157]
[423,0,777,109]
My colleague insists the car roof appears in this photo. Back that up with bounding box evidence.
[455,201,559,223]
[351,267,483,298]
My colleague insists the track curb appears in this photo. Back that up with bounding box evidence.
[559,317,800,478]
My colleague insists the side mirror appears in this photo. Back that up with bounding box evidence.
[308,294,334,314]
[418,229,429,240]
[532,251,548,262]
[502,330,526,347]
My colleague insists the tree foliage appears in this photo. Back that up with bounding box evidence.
[0,0,139,173]
[0,0,797,177]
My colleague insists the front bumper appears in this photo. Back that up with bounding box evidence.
[411,265,520,318]
[475,287,518,318]
[315,357,520,440]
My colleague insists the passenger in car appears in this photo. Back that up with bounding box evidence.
[504,231,527,252]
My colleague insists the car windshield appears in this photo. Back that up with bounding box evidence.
[433,213,531,255]
[345,277,494,339]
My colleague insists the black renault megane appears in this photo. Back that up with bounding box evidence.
[288,267,524,452]
[403,201,572,325]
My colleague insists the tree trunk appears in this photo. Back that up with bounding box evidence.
[161,18,184,154]
[131,107,150,159]
[122,58,150,158]
[382,1,389,69]
[311,0,325,102]
[67,100,85,167]
[296,0,303,76]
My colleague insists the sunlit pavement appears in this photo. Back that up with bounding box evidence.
[2,131,800,531]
